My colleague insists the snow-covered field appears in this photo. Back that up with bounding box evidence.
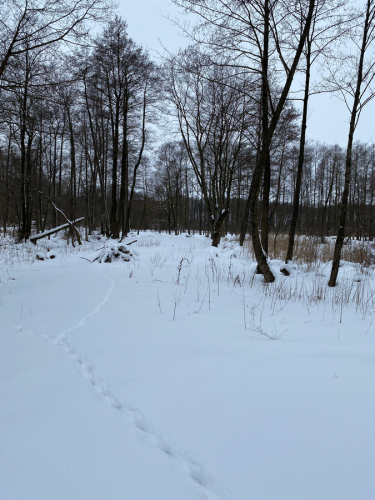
[1,232,375,500]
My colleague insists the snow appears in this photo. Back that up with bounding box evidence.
[1,232,375,499]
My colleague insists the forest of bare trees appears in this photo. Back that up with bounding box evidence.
[2,0,375,286]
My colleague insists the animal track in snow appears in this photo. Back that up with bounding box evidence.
[57,337,232,500]
[2,267,233,500]
[55,268,115,343]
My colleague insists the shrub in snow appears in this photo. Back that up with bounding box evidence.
[93,242,138,263]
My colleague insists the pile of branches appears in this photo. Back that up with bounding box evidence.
[93,240,137,263]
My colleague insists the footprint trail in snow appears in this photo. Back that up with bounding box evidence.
[3,266,234,500]
[55,268,115,343]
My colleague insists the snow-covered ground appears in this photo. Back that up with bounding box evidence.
[1,232,374,500]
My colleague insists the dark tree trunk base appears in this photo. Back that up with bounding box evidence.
[212,232,221,247]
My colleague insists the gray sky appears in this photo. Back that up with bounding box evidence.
[118,0,375,147]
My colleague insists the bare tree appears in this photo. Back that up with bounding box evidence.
[166,48,252,246]
[91,17,159,238]
[284,0,353,267]
[0,0,113,84]
[172,0,316,281]
[328,0,375,286]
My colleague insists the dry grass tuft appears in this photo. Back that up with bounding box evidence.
[243,233,372,266]
[136,236,161,248]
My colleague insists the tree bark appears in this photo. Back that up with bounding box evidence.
[328,0,371,287]
[286,38,311,263]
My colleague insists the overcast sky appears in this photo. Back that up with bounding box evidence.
[118,0,375,148]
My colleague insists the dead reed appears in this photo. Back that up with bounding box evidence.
[243,233,372,266]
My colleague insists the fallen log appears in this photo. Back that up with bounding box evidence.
[29,218,85,245]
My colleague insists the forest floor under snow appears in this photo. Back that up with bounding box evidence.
[1,231,375,500]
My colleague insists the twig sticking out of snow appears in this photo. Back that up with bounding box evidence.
[79,257,93,264]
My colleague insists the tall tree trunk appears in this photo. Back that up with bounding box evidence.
[126,88,147,234]
[3,131,11,234]
[67,109,76,225]
[320,164,334,242]
[286,38,311,262]
[249,0,274,279]
[249,0,315,282]
[119,95,129,236]
[329,0,370,287]
[212,210,229,247]
[185,167,190,234]
[110,108,120,238]
[19,63,28,241]
[261,150,271,254]
[239,148,257,246]
[38,137,43,232]
[24,132,33,240]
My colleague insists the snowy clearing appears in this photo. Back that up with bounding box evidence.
[1,232,375,500]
